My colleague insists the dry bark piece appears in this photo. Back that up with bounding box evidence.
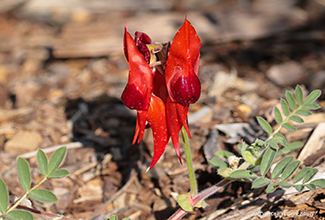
[4,130,42,153]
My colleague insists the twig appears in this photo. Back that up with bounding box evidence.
[18,142,84,159]
[86,169,138,220]
[12,203,79,220]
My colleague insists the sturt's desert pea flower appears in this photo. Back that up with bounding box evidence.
[121,18,201,170]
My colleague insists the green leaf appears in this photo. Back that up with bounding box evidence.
[123,218,131,220]
[229,170,258,179]
[4,210,34,220]
[48,169,70,179]
[295,85,303,106]
[302,103,321,110]
[296,109,312,116]
[276,141,303,158]
[290,115,304,123]
[48,147,67,174]
[303,168,318,184]
[108,215,118,220]
[281,161,300,181]
[304,89,321,104]
[28,189,58,203]
[37,149,49,176]
[215,151,234,159]
[252,177,271,188]
[280,99,290,117]
[257,116,273,134]
[209,158,228,169]
[274,106,283,124]
[292,167,312,184]
[266,183,277,193]
[282,123,296,131]
[295,184,304,192]
[310,179,325,188]
[305,183,316,190]
[0,178,9,213]
[286,91,297,110]
[278,181,292,188]
[260,147,277,177]
[177,193,193,212]
[17,157,31,191]
[271,156,294,179]
[274,133,287,146]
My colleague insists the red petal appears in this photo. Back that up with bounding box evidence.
[121,25,153,111]
[132,110,148,145]
[165,18,201,106]
[147,95,169,170]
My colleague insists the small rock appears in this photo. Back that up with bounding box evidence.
[4,130,42,153]
[266,61,307,86]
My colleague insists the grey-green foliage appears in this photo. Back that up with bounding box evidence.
[108,215,130,220]
[210,85,325,193]
[0,147,69,220]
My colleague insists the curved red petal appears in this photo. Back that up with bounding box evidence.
[165,18,201,106]
[166,97,182,164]
[147,96,169,170]
[132,110,148,145]
[121,25,153,111]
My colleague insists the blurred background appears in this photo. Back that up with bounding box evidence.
[1,0,325,219]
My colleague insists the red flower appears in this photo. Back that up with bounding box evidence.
[121,18,201,170]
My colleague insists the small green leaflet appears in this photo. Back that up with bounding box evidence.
[296,109,312,116]
[209,158,228,169]
[274,106,283,124]
[257,116,273,134]
[28,189,58,203]
[260,147,277,177]
[48,169,70,179]
[285,91,296,111]
[281,161,300,181]
[48,147,67,174]
[271,156,294,179]
[0,178,9,214]
[303,89,321,105]
[292,167,312,184]
[280,99,290,116]
[177,193,193,212]
[283,123,296,131]
[252,177,271,188]
[17,157,31,191]
[295,85,303,106]
[310,179,325,188]
[289,115,304,123]
[303,168,318,184]
[266,183,277,193]
[4,210,34,220]
[37,149,49,176]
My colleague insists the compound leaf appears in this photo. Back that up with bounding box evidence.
[17,157,31,191]
[281,161,300,181]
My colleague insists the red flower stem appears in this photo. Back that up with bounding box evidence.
[168,178,232,220]
[181,126,197,196]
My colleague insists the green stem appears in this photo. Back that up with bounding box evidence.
[5,176,48,215]
[268,105,304,140]
[181,126,198,196]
